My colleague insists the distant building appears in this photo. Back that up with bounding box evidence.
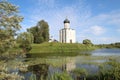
[59,18,76,43]
[49,36,58,42]
[49,36,53,42]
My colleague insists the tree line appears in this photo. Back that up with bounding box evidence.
[16,20,49,53]
[96,42,120,48]
[0,0,49,56]
[27,20,49,43]
[0,0,23,55]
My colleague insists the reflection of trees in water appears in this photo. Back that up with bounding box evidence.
[0,58,28,80]
[28,64,49,80]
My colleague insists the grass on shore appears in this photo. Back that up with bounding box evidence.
[29,42,97,54]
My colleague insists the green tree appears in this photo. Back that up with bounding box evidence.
[38,20,49,42]
[17,32,32,53]
[83,39,93,45]
[27,20,49,43]
[115,42,120,48]
[27,26,41,43]
[17,32,34,44]
[0,0,23,54]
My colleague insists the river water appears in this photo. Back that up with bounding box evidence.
[92,48,120,56]
[21,48,120,80]
[2,48,120,80]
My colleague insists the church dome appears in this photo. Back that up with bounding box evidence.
[64,18,70,23]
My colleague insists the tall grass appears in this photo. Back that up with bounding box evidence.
[29,42,97,54]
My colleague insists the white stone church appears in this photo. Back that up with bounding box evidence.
[59,18,76,43]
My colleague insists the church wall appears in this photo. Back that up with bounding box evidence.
[60,29,76,43]
[60,29,66,43]
[59,30,62,43]
[64,23,70,29]
[59,19,76,43]
[66,29,76,43]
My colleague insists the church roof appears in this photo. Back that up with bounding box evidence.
[64,18,70,23]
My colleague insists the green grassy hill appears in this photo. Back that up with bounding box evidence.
[29,42,97,54]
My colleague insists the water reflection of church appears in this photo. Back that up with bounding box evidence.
[62,57,76,72]
[28,58,76,79]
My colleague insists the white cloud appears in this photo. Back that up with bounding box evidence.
[21,0,120,44]
[81,10,120,27]
[117,29,120,33]
[98,37,120,44]
[81,25,105,36]
[107,10,120,26]
[25,0,91,40]
[90,25,105,35]
[77,10,120,43]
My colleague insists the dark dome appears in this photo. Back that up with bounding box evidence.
[64,18,70,23]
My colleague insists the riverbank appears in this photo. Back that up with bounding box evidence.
[29,42,97,54]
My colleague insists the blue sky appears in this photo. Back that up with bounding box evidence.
[8,0,120,44]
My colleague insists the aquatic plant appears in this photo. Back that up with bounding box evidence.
[98,59,120,80]
[30,73,36,80]
[0,59,29,80]
[0,62,24,80]
[49,72,73,80]
[72,68,88,80]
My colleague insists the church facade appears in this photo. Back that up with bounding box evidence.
[59,18,76,43]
